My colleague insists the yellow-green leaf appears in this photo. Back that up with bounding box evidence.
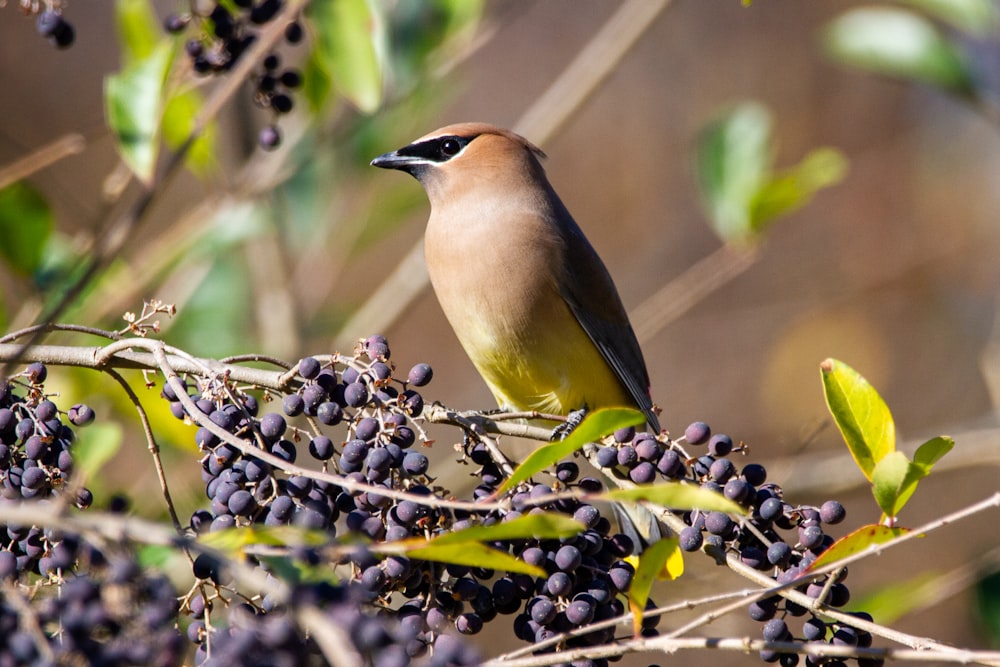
[424,513,584,546]
[395,541,544,578]
[627,537,680,636]
[307,0,384,112]
[105,41,173,185]
[114,0,162,64]
[198,525,330,552]
[822,7,974,95]
[820,358,895,481]
[913,435,954,472]
[872,451,915,519]
[604,483,746,515]
[73,422,122,483]
[0,181,53,276]
[750,147,848,233]
[807,523,909,572]
[899,0,996,36]
[162,90,217,176]
[497,408,645,495]
[695,101,773,242]
[850,570,943,624]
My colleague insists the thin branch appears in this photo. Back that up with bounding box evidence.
[0,133,86,190]
[103,367,186,536]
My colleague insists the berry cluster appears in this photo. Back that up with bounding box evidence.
[0,537,183,666]
[598,420,879,667]
[164,0,305,150]
[166,335,485,663]
[0,363,97,577]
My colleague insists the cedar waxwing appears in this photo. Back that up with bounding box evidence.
[371,123,660,435]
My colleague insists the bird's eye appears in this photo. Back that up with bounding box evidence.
[439,138,462,158]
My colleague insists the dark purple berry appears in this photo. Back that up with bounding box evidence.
[684,421,711,445]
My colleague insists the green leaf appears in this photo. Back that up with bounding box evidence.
[806,523,910,572]
[872,435,953,519]
[627,537,680,635]
[307,0,385,112]
[0,181,53,276]
[426,513,584,546]
[105,41,173,185]
[73,422,123,482]
[974,570,1000,644]
[114,0,163,64]
[749,147,848,233]
[604,483,746,515]
[898,0,996,36]
[199,526,330,552]
[162,89,217,176]
[913,435,954,472]
[497,408,645,495]
[822,7,974,95]
[820,358,896,481]
[394,541,545,578]
[851,570,944,624]
[695,101,773,242]
[872,451,916,518]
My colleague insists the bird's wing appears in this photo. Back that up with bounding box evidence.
[556,213,660,433]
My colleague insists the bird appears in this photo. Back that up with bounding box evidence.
[371,123,662,545]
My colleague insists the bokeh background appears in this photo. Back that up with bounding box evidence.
[2,1,1000,664]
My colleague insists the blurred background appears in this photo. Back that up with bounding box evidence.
[2,0,1000,663]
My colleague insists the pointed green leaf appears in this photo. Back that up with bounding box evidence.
[0,181,53,276]
[898,0,996,36]
[604,483,746,515]
[695,101,773,242]
[198,525,330,552]
[874,436,953,519]
[105,41,173,184]
[162,90,217,176]
[426,513,584,546]
[627,537,680,636]
[497,408,645,495]
[806,523,910,572]
[398,541,545,578]
[872,451,915,518]
[307,0,384,112]
[913,435,954,472]
[750,147,848,232]
[820,358,896,481]
[822,7,974,95]
[114,0,162,64]
[73,422,123,482]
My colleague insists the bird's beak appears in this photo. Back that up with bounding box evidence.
[370,150,422,171]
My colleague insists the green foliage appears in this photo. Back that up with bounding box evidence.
[807,523,909,572]
[497,408,646,494]
[822,7,975,96]
[305,0,385,113]
[72,422,124,484]
[604,483,746,514]
[0,181,53,278]
[821,358,953,524]
[105,41,173,185]
[975,569,1000,646]
[820,358,895,482]
[383,513,585,577]
[695,101,847,243]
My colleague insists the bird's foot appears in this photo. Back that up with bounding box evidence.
[550,407,588,441]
